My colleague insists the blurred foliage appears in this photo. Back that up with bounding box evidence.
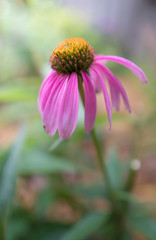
[0,0,156,239]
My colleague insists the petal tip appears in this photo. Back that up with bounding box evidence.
[85,126,93,134]
[143,79,148,84]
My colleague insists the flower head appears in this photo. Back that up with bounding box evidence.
[50,38,95,73]
[38,37,147,139]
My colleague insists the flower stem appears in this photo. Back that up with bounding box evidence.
[78,74,85,104]
[90,129,117,205]
[0,219,6,240]
[78,74,120,213]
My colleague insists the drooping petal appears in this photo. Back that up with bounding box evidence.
[91,66,112,129]
[89,68,102,93]
[58,73,79,139]
[38,71,61,114]
[93,62,131,112]
[39,70,55,99]
[48,77,69,137]
[38,70,57,105]
[94,55,148,84]
[43,75,68,136]
[90,66,120,110]
[81,71,97,133]
[109,80,120,111]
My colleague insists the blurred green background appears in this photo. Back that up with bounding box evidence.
[0,0,156,239]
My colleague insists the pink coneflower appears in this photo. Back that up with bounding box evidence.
[38,38,147,139]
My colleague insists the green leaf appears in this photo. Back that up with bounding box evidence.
[0,149,10,179]
[61,212,107,240]
[122,231,133,240]
[49,138,64,152]
[18,150,84,175]
[21,221,70,240]
[0,126,26,236]
[116,191,137,203]
[129,216,156,240]
[0,86,37,102]
[7,217,29,240]
[107,148,122,190]
[72,184,108,199]
[36,188,56,216]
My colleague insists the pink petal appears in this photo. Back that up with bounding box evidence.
[38,70,56,103]
[38,71,61,114]
[91,66,112,129]
[48,77,69,137]
[89,68,102,93]
[58,73,79,139]
[109,81,120,111]
[95,55,148,84]
[93,63,131,112]
[39,70,55,99]
[81,71,97,133]
[43,74,68,136]
[89,67,120,110]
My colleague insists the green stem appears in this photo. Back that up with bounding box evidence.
[78,74,120,213]
[0,218,7,240]
[124,159,140,193]
[91,129,126,239]
[124,123,141,192]
[125,165,137,192]
[90,129,116,203]
[78,74,85,105]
